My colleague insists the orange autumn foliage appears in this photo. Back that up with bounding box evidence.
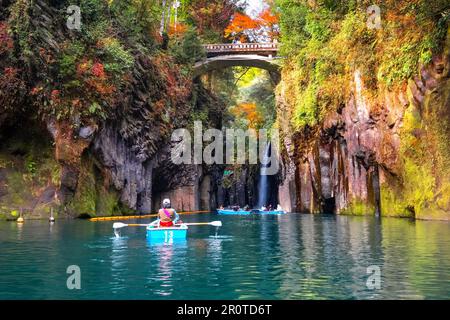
[258,9,279,27]
[168,22,188,37]
[225,9,280,42]
[224,12,258,42]
[231,102,263,128]
[257,9,280,40]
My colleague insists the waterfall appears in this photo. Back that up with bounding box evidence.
[257,143,271,209]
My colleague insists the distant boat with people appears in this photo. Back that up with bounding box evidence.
[217,204,286,215]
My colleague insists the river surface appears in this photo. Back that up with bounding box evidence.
[0,213,449,299]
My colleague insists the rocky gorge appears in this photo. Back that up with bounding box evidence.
[0,0,449,221]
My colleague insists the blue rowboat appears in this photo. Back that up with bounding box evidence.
[217,209,252,215]
[146,224,188,242]
[252,209,286,215]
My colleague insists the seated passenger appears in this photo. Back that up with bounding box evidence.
[158,198,180,227]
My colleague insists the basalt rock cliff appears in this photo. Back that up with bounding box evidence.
[0,0,220,219]
[278,35,450,220]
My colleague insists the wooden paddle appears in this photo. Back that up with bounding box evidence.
[179,221,222,227]
[113,221,222,230]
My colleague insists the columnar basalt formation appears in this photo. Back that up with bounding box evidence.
[0,0,211,218]
[278,45,450,220]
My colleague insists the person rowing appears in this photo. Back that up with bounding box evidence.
[152,198,181,228]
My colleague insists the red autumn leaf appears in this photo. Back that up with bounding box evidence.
[91,62,106,78]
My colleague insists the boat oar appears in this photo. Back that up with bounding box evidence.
[113,222,149,229]
[113,221,222,229]
[113,222,151,237]
[178,221,222,227]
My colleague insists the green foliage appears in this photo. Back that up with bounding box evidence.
[101,38,135,75]
[190,109,209,124]
[78,0,108,23]
[88,102,107,119]
[59,41,86,78]
[50,10,135,121]
[171,28,206,65]
[304,8,333,42]
[403,158,436,212]
[340,199,375,216]
[380,185,414,218]
[96,187,122,216]
[0,124,61,207]
[378,35,438,87]
[109,0,160,46]
[238,70,276,129]
[277,0,449,130]
[7,0,32,59]
[84,19,111,44]
[25,155,37,176]
[68,157,97,215]
[276,0,308,56]
[293,83,319,129]
[380,77,450,219]
[67,154,131,217]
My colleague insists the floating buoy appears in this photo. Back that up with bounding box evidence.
[16,209,24,223]
[49,208,55,223]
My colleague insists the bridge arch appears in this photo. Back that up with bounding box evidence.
[193,43,282,83]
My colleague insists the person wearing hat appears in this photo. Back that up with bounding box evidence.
[157,198,180,227]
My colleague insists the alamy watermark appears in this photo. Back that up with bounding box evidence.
[367,5,382,29]
[366,265,381,290]
[67,5,81,31]
[66,265,81,290]
[171,121,280,175]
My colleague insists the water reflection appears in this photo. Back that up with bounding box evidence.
[110,236,129,293]
[154,244,174,296]
[16,222,24,241]
[49,221,55,235]
[1,214,450,299]
[206,237,223,271]
[144,239,188,298]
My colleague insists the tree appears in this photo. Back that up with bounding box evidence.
[257,9,280,41]
[224,12,259,42]
[172,28,206,64]
[224,9,280,43]
[187,0,240,42]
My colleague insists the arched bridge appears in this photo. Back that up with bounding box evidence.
[193,42,282,82]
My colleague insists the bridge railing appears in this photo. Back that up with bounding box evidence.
[204,42,279,54]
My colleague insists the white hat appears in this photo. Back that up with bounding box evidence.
[163,198,171,205]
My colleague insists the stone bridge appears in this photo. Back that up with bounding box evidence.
[193,42,282,82]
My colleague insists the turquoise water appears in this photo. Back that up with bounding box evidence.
[0,213,449,300]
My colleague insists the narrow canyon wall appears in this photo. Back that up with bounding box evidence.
[278,40,450,220]
[0,0,216,219]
